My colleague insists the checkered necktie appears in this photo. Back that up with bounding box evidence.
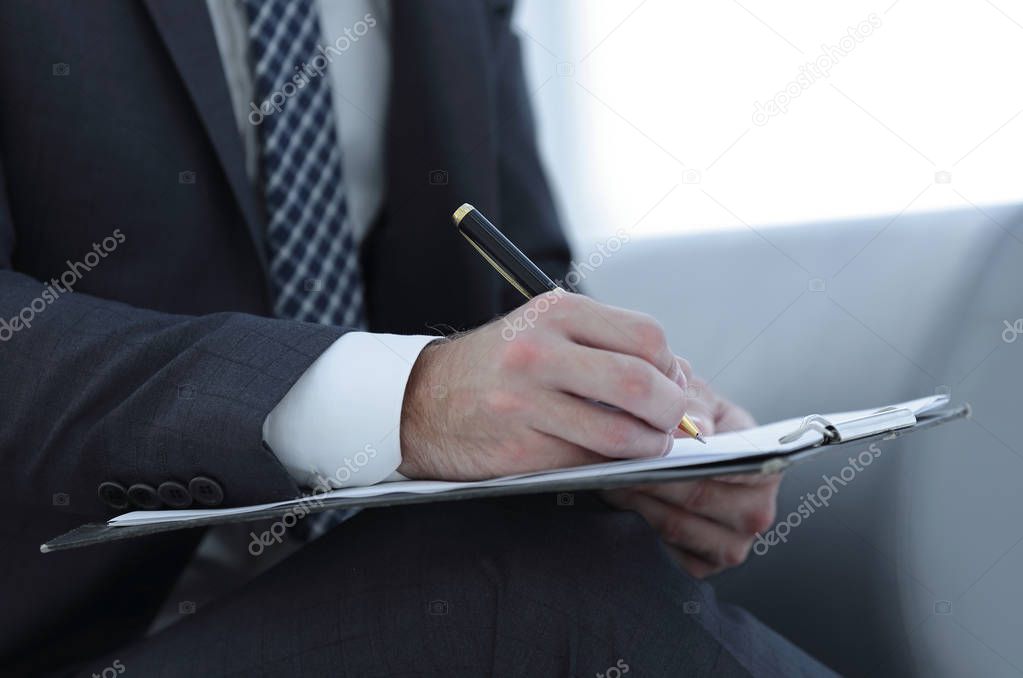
[243,0,365,328]
[244,0,361,539]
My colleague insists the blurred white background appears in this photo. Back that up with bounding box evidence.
[515,0,1023,240]
[511,3,1023,676]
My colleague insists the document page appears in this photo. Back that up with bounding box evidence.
[108,395,946,527]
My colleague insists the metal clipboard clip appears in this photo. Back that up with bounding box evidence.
[778,406,917,445]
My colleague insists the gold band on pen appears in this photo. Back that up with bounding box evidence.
[678,414,704,443]
[453,203,474,225]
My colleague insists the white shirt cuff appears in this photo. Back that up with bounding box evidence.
[262,332,436,489]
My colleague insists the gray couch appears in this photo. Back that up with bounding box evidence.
[583,203,1023,676]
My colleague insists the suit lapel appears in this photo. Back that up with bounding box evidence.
[142,0,501,330]
[142,0,269,278]
[371,0,501,332]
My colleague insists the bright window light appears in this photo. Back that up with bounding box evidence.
[516,0,1023,238]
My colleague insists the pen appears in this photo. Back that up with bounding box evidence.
[452,202,706,444]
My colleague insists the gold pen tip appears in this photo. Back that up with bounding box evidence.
[695,434,707,444]
[452,203,475,226]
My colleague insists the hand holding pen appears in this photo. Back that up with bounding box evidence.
[396,204,702,482]
[452,203,705,443]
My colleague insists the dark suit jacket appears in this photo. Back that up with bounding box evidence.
[0,0,570,672]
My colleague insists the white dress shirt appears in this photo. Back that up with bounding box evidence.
[206,0,434,489]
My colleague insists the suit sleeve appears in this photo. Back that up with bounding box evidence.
[0,157,345,520]
[490,1,575,309]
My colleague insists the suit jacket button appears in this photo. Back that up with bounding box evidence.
[97,481,128,509]
[157,481,193,508]
[127,483,162,509]
[188,476,224,507]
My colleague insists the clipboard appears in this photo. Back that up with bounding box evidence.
[41,397,970,553]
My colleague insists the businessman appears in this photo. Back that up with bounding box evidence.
[0,0,835,675]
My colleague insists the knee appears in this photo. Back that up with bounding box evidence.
[480,495,709,603]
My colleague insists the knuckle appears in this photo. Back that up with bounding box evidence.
[744,503,776,535]
[528,290,561,313]
[617,361,655,401]
[687,376,710,401]
[663,516,690,547]
[600,417,641,451]
[523,291,573,330]
[668,397,688,429]
[631,315,669,363]
[682,481,710,512]
[498,335,544,371]
[552,290,582,312]
[723,541,752,567]
[677,357,694,380]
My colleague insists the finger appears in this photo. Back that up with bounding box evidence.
[637,479,778,534]
[606,489,754,569]
[532,391,673,459]
[553,294,681,381]
[675,356,694,383]
[603,479,700,506]
[673,388,715,438]
[666,545,723,579]
[714,397,756,433]
[522,429,609,471]
[715,471,784,487]
[683,379,756,436]
[683,374,713,406]
[547,343,687,433]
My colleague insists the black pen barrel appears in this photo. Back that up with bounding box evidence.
[453,204,559,299]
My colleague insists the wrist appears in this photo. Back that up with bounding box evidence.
[398,339,447,479]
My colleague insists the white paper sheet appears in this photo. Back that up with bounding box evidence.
[108,394,947,527]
